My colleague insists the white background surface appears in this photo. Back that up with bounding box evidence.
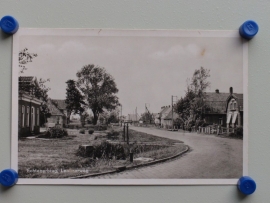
[0,0,269,202]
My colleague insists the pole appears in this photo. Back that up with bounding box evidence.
[126,123,129,145]
[120,105,122,126]
[123,123,125,141]
[172,95,173,129]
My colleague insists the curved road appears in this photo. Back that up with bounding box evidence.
[92,126,243,179]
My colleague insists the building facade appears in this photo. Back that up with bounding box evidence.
[18,77,43,137]
[203,87,243,128]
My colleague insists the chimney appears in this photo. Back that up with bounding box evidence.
[230,87,233,94]
[215,89,219,93]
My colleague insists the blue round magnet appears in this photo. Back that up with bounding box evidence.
[0,15,19,34]
[239,20,259,40]
[0,169,18,187]
[238,176,256,195]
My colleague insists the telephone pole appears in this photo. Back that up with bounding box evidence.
[171,96,178,129]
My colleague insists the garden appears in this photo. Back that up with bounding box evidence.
[18,125,186,178]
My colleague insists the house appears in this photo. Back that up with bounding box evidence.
[163,109,179,128]
[18,76,43,136]
[46,99,68,128]
[203,87,243,128]
[157,106,172,128]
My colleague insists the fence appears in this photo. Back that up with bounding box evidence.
[192,126,235,135]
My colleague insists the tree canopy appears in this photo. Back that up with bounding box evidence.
[174,67,210,127]
[76,64,120,125]
[19,48,38,73]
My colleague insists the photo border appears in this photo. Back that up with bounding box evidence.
[11,28,248,185]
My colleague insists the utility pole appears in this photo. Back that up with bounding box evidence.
[171,96,178,130]
[135,107,137,123]
[172,95,173,129]
[120,104,122,126]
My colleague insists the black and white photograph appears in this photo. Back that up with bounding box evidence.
[12,29,248,185]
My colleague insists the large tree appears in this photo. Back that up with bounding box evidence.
[76,64,120,125]
[174,67,210,127]
[65,79,85,124]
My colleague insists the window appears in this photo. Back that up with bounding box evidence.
[22,105,25,127]
[37,108,39,126]
[31,107,35,128]
[233,102,237,109]
[26,107,30,127]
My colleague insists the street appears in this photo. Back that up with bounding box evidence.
[92,126,243,179]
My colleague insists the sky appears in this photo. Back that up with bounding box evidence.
[18,32,243,116]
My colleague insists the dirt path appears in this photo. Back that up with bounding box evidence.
[92,126,243,179]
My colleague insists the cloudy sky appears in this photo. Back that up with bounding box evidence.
[18,32,243,116]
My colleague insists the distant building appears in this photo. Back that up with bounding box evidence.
[203,87,243,128]
[18,76,43,136]
[46,99,68,128]
[157,106,172,128]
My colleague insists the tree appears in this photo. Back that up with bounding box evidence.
[65,80,85,124]
[76,64,120,125]
[174,67,210,127]
[19,48,38,73]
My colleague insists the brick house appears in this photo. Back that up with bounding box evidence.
[18,76,43,136]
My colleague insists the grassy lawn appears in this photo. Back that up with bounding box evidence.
[18,127,186,178]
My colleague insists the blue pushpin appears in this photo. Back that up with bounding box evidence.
[0,15,19,34]
[0,169,18,187]
[239,20,259,40]
[238,176,256,195]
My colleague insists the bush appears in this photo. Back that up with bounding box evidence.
[107,129,120,139]
[95,125,108,131]
[88,129,94,134]
[79,129,85,134]
[77,141,126,160]
[235,126,243,137]
[39,127,68,138]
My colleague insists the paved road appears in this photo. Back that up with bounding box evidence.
[92,126,243,179]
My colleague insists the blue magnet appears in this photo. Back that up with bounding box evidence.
[0,15,19,34]
[238,176,256,195]
[239,20,259,40]
[0,169,18,187]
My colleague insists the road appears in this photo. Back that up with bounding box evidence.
[92,126,243,179]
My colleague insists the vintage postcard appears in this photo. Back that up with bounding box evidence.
[12,29,248,185]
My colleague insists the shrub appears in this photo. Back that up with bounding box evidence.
[77,141,126,160]
[39,127,68,138]
[88,129,94,134]
[94,125,107,131]
[79,129,85,134]
[107,129,120,139]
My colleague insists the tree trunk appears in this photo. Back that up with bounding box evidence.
[93,113,99,125]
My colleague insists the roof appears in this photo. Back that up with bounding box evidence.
[47,99,64,116]
[51,99,67,110]
[204,92,243,113]
[159,106,172,119]
[164,110,179,120]
[19,76,39,91]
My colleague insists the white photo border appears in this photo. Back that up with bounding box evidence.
[11,28,248,185]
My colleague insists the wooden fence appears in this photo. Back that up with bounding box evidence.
[191,126,235,135]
